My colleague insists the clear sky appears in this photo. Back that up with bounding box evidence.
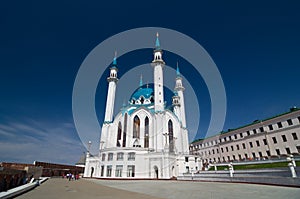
[0,0,300,165]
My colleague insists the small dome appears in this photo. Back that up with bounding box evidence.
[130,85,154,105]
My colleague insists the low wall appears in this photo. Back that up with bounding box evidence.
[178,168,300,187]
[0,177,49,199]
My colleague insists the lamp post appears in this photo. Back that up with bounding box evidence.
[229,162,234,178]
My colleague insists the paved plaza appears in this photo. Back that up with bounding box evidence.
[17,178,300,199]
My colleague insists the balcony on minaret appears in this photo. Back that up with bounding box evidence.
[172,93,181,107]
[152,33,165,65]
[107,67,118,83]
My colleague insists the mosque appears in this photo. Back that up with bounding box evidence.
[84,34,201,179]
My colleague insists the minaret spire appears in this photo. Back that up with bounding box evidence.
[112,51,117,66]
[176,61,181,76]
[139,74,143,87]
[155,32,160,49]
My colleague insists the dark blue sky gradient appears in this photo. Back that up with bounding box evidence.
[0,0,300,164]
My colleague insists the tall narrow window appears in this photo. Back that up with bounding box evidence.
[127,165,135,177]
[101,153,106,161]
[108,153,113,161]
[144,117,149,148]
[249,142,253,148]
[117,122,122,147]
[168,120,174,152]
[133,115,140,138]
[272,137,277,144]
[282,134,287,142]
[122,114,127,147]
[263,139,268,145]
[292,132,298,140]
[100,166,104,177]
[140,97,144,104]
[115,165,123,177]
[269,124,273,131]
[242,143,246,149]
[287,119,293,126]
[256,140,260,147]
[106,165,112,177]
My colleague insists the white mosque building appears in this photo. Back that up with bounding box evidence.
[84,34,201,179]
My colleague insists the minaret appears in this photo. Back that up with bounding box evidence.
[151,33,165,112]
[174,63,186,127]
[104,52,118,122]
[172,91,181,120]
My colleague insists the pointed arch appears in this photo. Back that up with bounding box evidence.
[144,116,149,148]
[133,115,140,138]
[116,121,122,147]
[133,139,140,147]
[122,113,127,147]
[168,120,174,152]
[140,96,144,104]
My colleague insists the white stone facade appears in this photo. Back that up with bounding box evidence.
[190,108,300,165]
[84,35,201,179]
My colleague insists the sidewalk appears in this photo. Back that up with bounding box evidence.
[16,178,300,199]
[16,178,163,199]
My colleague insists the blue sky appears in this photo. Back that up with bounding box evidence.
[0,1,300,164]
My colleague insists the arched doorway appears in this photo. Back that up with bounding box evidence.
[154,166,158,179]
[90,167,94,178]
[172,166,175,177]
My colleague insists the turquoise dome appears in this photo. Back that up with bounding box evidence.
[130,86,154,100]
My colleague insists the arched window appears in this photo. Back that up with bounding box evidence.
[133,139,140,147]
[133,115,140,138]
[168,120,174,152]
[140,97,144,104]
[123,113,127,147]
[144,117,149,148]
[150,96,154,103]
[116,122,122,147]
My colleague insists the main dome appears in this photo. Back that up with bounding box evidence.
[130,85,154,105]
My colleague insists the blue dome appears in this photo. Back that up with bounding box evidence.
[130,86,154,101]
